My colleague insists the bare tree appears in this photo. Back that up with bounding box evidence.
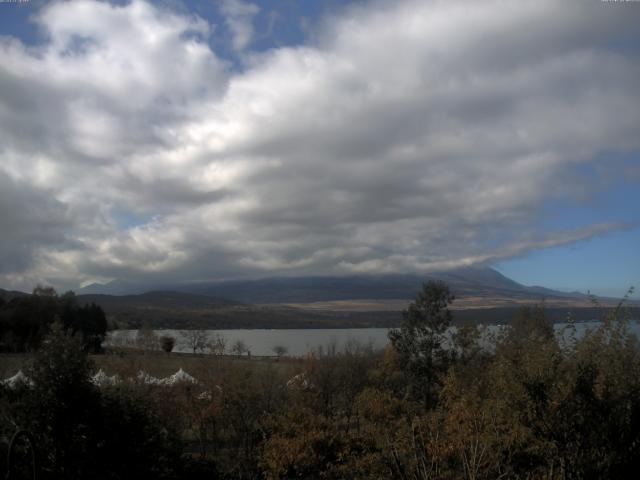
[231,339,248,356]
[272,345,288,358]
[136,324,158,352]
[181,329,208,354]
[207,333,227,355]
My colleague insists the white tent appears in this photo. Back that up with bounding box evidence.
[1,370,33,388]
[137,370,164,385]
[91,369,120,386]
[163,368,198,386]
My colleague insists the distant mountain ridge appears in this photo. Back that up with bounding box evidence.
[4,269,636,330]
[0,288,29,301]
[76,267,587,304]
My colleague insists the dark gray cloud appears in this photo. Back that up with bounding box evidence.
[0,0,639,289]
[0,170,71,275]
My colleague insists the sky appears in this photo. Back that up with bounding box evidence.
[0,0,638,297]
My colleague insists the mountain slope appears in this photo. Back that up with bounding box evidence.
[76,267,588,304]
[183,267,587,303]
[0,288,29,301]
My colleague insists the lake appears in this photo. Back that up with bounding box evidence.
[108,328,391,356]
[106,320,640,357]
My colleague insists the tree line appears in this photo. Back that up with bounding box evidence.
[0,286,107,353]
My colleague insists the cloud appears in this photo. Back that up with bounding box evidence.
[0,0,639,289]
[219,0,260,51]
[0,170,72,278]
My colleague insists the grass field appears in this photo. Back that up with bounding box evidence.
[1,350,303,383]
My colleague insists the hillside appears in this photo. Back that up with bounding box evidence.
[0,288,29,301]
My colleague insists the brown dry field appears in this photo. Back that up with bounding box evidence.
[280,296,625,313]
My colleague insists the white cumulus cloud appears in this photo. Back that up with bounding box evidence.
[0,0,638,290]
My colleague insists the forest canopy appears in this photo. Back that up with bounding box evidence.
[0,287,107,353]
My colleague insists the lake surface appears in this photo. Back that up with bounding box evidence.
[108,328,391,356]
[107,320,640,357]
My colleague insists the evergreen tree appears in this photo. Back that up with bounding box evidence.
[388,280,454,408]
[24,321,102,478]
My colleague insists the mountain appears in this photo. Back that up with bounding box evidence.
[77,267,587,304]
[0,288,29,301]
[5,269,635,329]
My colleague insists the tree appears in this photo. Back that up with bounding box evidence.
[59,293,108,353]
[182,329,208,354]
[99,385,184,479]
[231,339,248,356]
[388,280,454,408]
[23,321,102,478]
[32,285,57,297]
[14,321,184,479]
[136,324,158,352]
[0,287,107,353]
[207,333,227,355]
[272,345,288,358]
[160,335,176,354]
